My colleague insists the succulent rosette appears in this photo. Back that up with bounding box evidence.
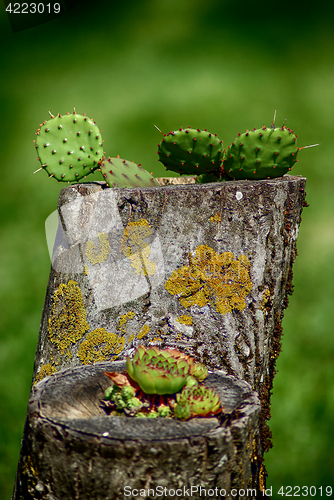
[126,346,191,395]
[190,362,208,382]
[174,385,221,419]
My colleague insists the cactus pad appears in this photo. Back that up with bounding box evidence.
[35,111,104,182]
[224,126,298,180]
[157,127,224,176]
[100,157,159,188]
[195,172,228,184]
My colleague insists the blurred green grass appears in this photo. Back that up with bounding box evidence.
[0,0,333,497]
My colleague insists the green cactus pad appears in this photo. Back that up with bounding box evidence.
[100,157,159,188]
[224,126,298,180]
[195,172,228,184]
[35,111,104,182]
[157,127,224,176]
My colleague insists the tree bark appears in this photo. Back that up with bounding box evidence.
[13,175,307,498]
[13,361,262,500]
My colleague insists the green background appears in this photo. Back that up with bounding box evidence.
[0,0,333,497]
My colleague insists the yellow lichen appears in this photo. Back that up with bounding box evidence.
[151,337,163,343]
[85,232,110,265]
[128,334,135,343]
[165,245,253,315]
[137,324,150,339]
[259,463,265,492]
[121,219,156,276]
[176,315,193,325]
[209,213,221,224]
[34,363,58,384]
[48,280,90,354]
[113,336,126,355]
[260,288,271,311]
[22,456,38,477]
[83,265,89,275]
[77,327,118,364]
[118,311,136,333]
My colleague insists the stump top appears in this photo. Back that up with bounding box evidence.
[30,362,259,442]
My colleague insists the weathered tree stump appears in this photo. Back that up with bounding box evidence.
[13,175,307,497]
[13,361,262,500]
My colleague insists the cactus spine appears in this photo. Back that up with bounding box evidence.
[34,110,104,182]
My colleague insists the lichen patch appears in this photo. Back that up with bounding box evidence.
[121,219,156,276]
[48,280,90,354]
[165,245,253,314]
[34,363,58,384]
[77,327,118,364]
[85,232,110,265]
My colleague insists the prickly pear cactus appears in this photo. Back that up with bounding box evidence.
[157,127,224,176]
[100,157,159,188]
[195,172,227,184]
[223,125,298,180]
[34,110,104,182]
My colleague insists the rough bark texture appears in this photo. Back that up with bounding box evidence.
[13,362,262,500]
[13,175,306,498]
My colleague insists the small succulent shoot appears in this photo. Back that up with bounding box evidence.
[134,411,147,418]
[126,396,142,409]
[173,385,221,420]
[104,385,118,401]
[121,385,136,401]
[34,109,104,182]
[173,401,193,420]
[147,411,159,418]
[190,362,208,382]
[185,375,199,388]
[157,404,172,418]
[126,345,191,395]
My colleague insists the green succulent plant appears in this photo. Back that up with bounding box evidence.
[173,401,193,420]
[126,345,192,395]
[174,385,221,420]
[190,362,208,382]
[157,404,172,418]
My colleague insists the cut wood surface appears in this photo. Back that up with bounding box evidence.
[13,362,262,500]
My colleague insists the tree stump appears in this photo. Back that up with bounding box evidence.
[13,175,307,497]
[13,362,263,500]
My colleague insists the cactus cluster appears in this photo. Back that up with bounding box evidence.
[156,113,317,182]
[35,110,317,187]
[34,109,158,189]
[102,346,219,420]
